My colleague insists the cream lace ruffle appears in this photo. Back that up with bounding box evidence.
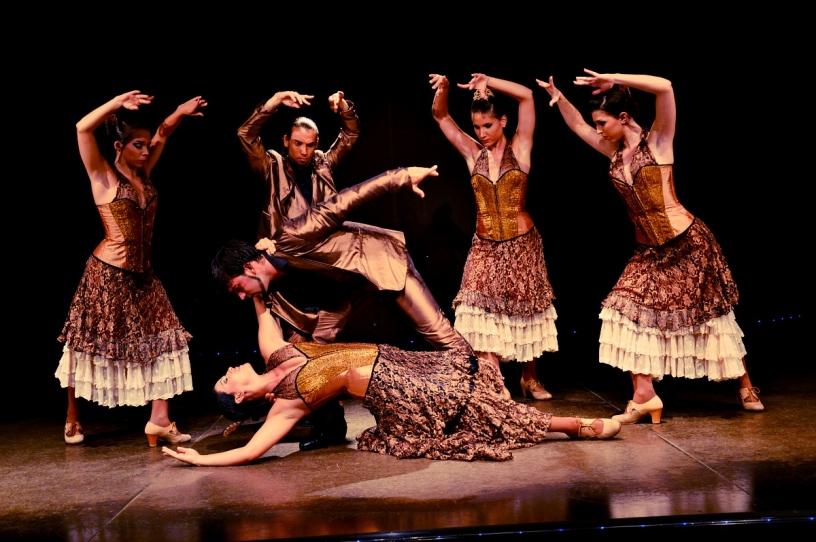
[598,307,747,381]
[454,304,558,362]
[55,346,193,407]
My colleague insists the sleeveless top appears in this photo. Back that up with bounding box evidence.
[470,145,532,241]
[264,342,379,409]
[609,132,694,246]
[92,170,158,272]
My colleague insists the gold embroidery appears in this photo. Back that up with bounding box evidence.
[294,343,378,398]
[471,169,527,241]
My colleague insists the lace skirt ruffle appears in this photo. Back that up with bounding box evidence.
[454,304,558,362]
[55,346,193,407]
[599,307,747,381]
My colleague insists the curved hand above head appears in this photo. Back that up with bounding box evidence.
[573,69,616,95]
[457,73,489,94]
[535,76,562,107]
[255,237,277,256]
[327,91,348,113]
[267,91,314,111]
[429,73,449,95]
[119,90,154,111]
[175,96,208,117]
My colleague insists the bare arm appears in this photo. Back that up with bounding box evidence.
[536,76,617,157]
[77,91,153,191]
[429,74,481,169]
[254,297,288,360]
[573,70,675,155]
[162,399,310,466]
[461,74,536,163]
[145,96,208,176]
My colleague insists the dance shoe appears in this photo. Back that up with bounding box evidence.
[144,421,191,447]
[64,422,84,445]
[519,377,553,400]
[571,418,622,439]
[739,387,765,411]
[611,395,664,424]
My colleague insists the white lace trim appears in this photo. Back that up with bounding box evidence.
[454,304,558,362]
[598,307,747,381]
[55,346,193,408]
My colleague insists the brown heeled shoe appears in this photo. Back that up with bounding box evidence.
[611,395,663,424]
[739,387,765,412]
[570,418,622,439]
[519,377,553,400]
[64,422,84,445]
[145,421,191,447]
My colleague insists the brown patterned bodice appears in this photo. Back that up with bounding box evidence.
[265,342,379,408]
[470,145,533,241]
[92,171,157,272]
[609,134,694,246]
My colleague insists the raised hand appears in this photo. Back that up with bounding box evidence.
[255,238,277,255]
[327,91,347,113]
[457,73,489,93]
[574,69,615,95]
[275,91,314,109]
[535,76,562,106]
[429,74,449,95]
[119,90,154,111]
[405,165,439,198]
[177,96,208,117]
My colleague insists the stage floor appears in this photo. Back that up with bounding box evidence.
[2,367,814,541]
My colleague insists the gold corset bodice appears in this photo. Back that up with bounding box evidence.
[470,145,532,241]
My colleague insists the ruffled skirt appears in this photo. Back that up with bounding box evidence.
[55,256,193,407]
[599,219,746,381]
[452,228,558,362]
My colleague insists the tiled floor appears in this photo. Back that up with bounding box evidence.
[2,355,814,541]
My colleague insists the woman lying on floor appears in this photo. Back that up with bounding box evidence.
[163,297,621,465]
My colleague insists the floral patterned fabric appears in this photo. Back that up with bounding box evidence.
[55,178,192,407]
[599,139,747,381]
[358,345,553,461]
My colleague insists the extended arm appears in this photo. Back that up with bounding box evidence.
[144,96,207,176]
[536,76,617,157]
[77,91,153,192]
[275,166,438,249]
[254,297,288,360]
[429,74,481,167]
[162,398,311,466]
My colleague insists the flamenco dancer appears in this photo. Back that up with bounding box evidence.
[428,72,559,401]
[57,91,205,445]
[537,70,763,422]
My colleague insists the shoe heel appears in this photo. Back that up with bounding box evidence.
[649,409,663,424]
[146,434,159,447]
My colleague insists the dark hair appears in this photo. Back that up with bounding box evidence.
[470,90,507,120]
[211,239,264,291]
[589,85,641,119]
[213,389,272,422]
[99,111,151,164]
[288,116,319,138]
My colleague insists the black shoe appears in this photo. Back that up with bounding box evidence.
[299,417,348,451]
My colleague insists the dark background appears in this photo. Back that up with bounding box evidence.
[15,21,806,420]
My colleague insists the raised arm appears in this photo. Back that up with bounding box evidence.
[429,73,481,168]
[323,90,361,174]
[536,76,618,157]
[460,74,536,162]
[237,91,315,179]
[574,69,675,154]
[144,96,207,176]
[254,297,288,360]
[77,91,153,194]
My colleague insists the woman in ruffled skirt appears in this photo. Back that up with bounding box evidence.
[537,70,762,421]
[57,90,206,445]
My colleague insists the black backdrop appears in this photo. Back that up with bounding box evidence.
[15,20,805,417]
